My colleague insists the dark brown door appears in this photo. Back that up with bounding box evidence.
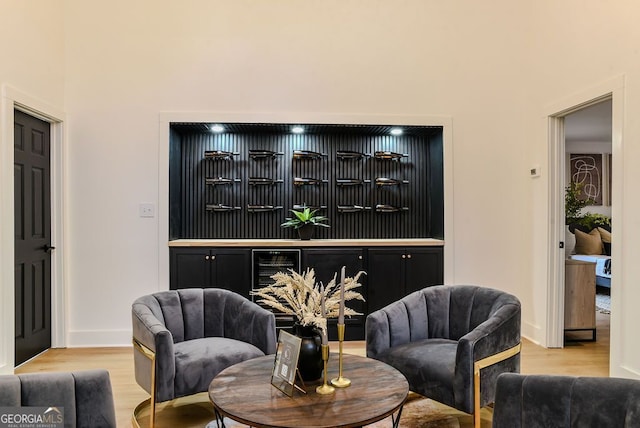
[14,109,52,365]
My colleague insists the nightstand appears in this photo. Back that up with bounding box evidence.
[565,258,596,341]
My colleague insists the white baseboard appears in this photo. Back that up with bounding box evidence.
[522,321,543,346]
[614,364,640,379]
[67,329,132,347]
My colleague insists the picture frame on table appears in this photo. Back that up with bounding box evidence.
[271,330,306,397]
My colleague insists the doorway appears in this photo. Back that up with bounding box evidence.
[1,87,66,373]
[14,109,53,365]
[546,76,623,368]
[563,100,612,345]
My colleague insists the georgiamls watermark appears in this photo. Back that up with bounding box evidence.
[0,407,64,428]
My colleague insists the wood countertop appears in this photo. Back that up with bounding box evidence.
[168,238,444,247]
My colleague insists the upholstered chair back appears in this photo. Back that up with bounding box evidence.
[368,285,521,355]
[493,373,640,427]
[0,370,116,428]
[132,288,274,354]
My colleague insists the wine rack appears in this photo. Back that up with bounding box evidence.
[170,123,444,240]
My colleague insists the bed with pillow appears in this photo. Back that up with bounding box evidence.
[570,226,612,288]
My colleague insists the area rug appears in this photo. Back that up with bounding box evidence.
[596,292,611,314]
[146,392,493,428]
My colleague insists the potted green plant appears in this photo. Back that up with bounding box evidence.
[572,213,611,231]
[565,182,591,226]
[565,182,610,230]
[281,207,330,240]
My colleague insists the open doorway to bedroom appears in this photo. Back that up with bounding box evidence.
[562,99,612,346]
[547,77,622,369]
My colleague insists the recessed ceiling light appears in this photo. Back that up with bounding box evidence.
[210,124,225,133]
[291,126,305,134]
[390,128,403,136]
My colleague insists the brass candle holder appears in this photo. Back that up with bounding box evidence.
[330,323,351,388]
[316,344,335,395]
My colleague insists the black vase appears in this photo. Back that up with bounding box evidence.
[297,224,315,240]
[293,323,323,381]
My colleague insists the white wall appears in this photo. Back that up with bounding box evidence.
[4,0,640,378]
[0,2,65,104]
[62,0,531,346]
[528,1,640,377]
[0,1,65,373]
[566,141,611,154]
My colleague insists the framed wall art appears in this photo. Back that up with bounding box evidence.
[569,153,603,206]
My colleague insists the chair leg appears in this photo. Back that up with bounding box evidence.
[132,379,157,428]
[472,343,522,428]
[473,369,481,428]
[132,339,157,428]
[150,361,156,428]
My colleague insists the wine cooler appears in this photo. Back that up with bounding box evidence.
[251,249,301,329]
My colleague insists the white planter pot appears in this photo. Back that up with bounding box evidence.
[565,225,575,257]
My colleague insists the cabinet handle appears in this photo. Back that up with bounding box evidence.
[205,256,210,260]
[358,255,363,260]
[211,255,216,260]
[407,254,412,259]
[402,254,406,259]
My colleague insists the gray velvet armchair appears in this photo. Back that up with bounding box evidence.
[493,373,640,427]
[0,369,116,428]
[131,288,277,428]
[366,285,521,428]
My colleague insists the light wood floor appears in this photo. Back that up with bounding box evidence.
[15,312,610,427]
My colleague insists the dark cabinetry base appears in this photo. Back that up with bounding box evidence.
[169,248,251,296]
[170,245,444,340]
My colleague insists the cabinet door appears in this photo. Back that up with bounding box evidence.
[366,248,406,313]
[302,248,364,287]
[170,248,212,290]
[404,247,444,295]
[303,248,366,340]
[212,250,252,297]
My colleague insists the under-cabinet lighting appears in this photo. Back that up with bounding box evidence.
[210,124,225,133]
[390,128,403,136]
[291,126,305,134]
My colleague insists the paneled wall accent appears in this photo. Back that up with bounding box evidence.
[169,124,443,240]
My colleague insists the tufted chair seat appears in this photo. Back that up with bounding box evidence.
[131,288,276,427]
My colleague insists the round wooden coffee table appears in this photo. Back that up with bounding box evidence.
[209,353,409,428]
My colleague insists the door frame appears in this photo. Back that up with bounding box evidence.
[0,85,66,372]
[545,76,624,364]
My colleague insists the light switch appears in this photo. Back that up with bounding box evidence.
[530,165,541,178]
[139,203,155,218]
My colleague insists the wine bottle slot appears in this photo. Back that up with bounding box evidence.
[247,205,284,212]
[204,150,240,160]
[205,204,242,212]
[373,151,409,160]
[249,149,284,158]
[293,150,328,159]
[205,177,241,185]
